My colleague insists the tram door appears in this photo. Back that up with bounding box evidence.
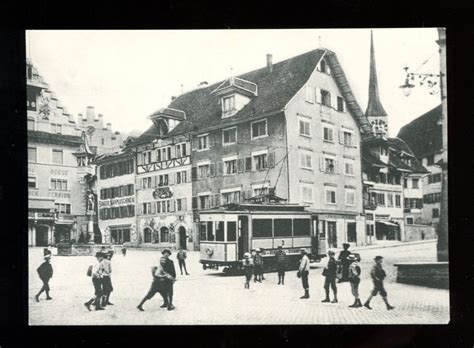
[238,215,249,260]
[311,215,319,257]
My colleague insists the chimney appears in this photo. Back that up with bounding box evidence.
[107,122,112,131]
[97,114,104,128]
[171,96,177,101]
[86,106,95,121]
[266,54,273,73]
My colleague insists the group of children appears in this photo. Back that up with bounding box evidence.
[241,247,268,289]
[319,250,395,310]
[84,248,115,311]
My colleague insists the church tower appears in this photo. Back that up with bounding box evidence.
[365,30,388,136]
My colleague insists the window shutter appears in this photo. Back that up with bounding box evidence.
[237,158,244,173]
[268,152,275,168]
[352,134,357,147]
[245,157,252,172]
[210,163,216,177]
[170,145,176,159]
[315,87,321,104]
[137,153,143,165]
[217,162,224,176]
[168,172,175,185]
[191,137,198,151]
[169,200,176,212]
[213,194,220,207]
[182,198,187,211]
[192,196,198,209]
[191,167,198,181]
[327,65,331,75]
[150,150,157,163]
[338,130,343,144]
[136,176,142,189]
[319,156,325,172]
[208,133,215,148]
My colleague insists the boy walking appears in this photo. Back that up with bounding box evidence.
[275,246,287,285]
[322,250,338,303]
[35,254,53,302]
[101,251,114,306]
[177,247,189,275]
[254,248,264,282]
[242,252,254,289]
[84,252,105,311]
[348,254,362,308]
[298,249,310,299]
[364,256,395,310]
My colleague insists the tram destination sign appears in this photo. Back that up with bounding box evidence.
[99,196,134,208]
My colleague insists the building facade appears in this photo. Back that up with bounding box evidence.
[397,105,443,227]
[133,116,194,249]
[134,48,373,250]
[27,59,97,246]
[96,151,137,245]
[361,32,428,244]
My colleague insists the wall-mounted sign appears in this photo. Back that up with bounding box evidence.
[153,187,173,200]
[48,191,71,199]
[99,196,135,208]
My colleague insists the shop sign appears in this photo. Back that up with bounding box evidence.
[99,196,134,208]
[153,186,173,199]
[375,214,390,220]
[48,191,71,199]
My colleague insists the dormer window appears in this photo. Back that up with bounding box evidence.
[318,59,331,75]
[222,95,236,113]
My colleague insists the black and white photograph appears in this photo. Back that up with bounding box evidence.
[26,28,449,325]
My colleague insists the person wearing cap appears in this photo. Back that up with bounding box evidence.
[137,249,177,311]
[160,249,177,310]
[100,251,114,307]
[241,252,254,289]
[84,252,106,311]
[298,249,310,299]
[364,256,395,310]
[321,250,338,303]
[348,254,362,308]
[337,243,352,283]
[275,245,288,285]
[35,254,53,302]
[253,248,264,283]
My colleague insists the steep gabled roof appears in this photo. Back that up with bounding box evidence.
[365,31,387,117]
[397,104,442,159]
[134,48,372,146]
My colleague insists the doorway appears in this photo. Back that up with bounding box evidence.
[179,226,187,249]
[347,222,357,243]
[238,216,249,259]
[36,225,49,246]
[327,221,337,249]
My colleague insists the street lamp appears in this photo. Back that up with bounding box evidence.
[399,65,441,97]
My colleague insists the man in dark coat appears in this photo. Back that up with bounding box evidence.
[253,248,264,282]
[35,254,53,302]
[275,246,288,285]
[322,250,338,303]
[338,243,351,282]
[364,256,395,310]
[160,249,177,310]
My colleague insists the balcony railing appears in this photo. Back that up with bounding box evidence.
[363,199,377,211]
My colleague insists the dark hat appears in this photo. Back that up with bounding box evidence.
[300,249,307,254]
[374,255,384,261]
[162,249,172,256]
[95,251,103,258]
[328,250,335,256]
[343,243,350,248]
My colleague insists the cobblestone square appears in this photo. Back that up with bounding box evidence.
[29,241,449,325]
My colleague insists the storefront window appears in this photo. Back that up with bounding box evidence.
[160,226,169,243]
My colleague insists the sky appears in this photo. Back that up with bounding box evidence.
[26,29,442,137]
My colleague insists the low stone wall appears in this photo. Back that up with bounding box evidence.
[395,262,449,289]
[57,244,121,256]
[404,224,436,242]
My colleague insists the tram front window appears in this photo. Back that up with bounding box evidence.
[293,219,311,236]
[274,219,292,237]
[199,222,207,241]
[207,221,215,241]
[216,221,224,241]
[227,221,237,241]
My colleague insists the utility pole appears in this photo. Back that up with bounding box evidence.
[436,28,448,262]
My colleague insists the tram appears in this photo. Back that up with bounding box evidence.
[199,202,327,273]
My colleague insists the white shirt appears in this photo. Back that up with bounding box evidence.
[299,254,310,272]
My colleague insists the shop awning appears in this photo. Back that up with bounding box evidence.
[29,198,55,210]
[376,220,399,227]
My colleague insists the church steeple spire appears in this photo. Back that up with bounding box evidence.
[365,30,388,135]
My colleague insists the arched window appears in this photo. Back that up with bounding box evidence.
[320,59,327,73]
[160,226,169,243]
[144,227,152,243]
